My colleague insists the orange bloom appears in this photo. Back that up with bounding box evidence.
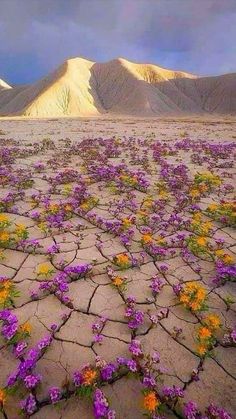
[204,314,221,330]
[20,322,32,334]
[115,253,129,266]
[196,236,208,247]
[0,388,6,405]
[113,276,123,287]
[82,368,97,386]
[143,391,159,412]
[142,234,152,244]
[198,327,212,340]
[196,344,208,356]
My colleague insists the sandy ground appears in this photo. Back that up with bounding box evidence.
[0,116,235,418]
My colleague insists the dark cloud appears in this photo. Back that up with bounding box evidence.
[0,0,236,84]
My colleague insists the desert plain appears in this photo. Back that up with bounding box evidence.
[0,115,235,418]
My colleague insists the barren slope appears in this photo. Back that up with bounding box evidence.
[0,57,235,116]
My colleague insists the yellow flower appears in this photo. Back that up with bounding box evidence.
[143,391,159,412]
[143,198,153,208]
[190,188,200,198]
[222,254,234,265]
[208,203,218,212]
[48,203,59,213]
[64,204,72,212]
[122,218,132,228]
[215,250,234,265]
[0,231,10,242]
[193,212,202,222]
[0,289,9,304]
[215,249,225,258]
[15,224,26,232]
[37,263,53,276]
[80,202,89,210]
[0,214,9,223]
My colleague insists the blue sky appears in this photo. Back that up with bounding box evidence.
[1,0,236,85]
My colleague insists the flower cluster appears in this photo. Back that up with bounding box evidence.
[177,282,208,312]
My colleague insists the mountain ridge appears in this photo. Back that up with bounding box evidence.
[0,57,235,116]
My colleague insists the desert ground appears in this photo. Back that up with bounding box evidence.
[0,116,235,418]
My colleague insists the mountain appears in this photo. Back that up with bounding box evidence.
[0,78,11,90]
[0,57,236,117]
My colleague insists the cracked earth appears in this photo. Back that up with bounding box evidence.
[0,117,235,418]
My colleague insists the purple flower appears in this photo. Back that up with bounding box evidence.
[93,389,115,419]
[37,334,52,350]
[150,276,164,296]
[173,283,183,296]
[24,374,41,389]
[101,363,116,381]
[127,359,137,372]
[152,352,160,363]
[49,386,61,404]
[162,385,184,399]
[14,341,28,357]
[20,393,37,414]
[73,371,83,387]
[183,401,198,419]
[129,339,143,356]
[143,375,156,388]
[207,403,232,419]
[93,334,103,343]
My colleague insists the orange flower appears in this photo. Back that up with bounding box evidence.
[0,231,10,242]
[143,391,159,412]
[82,368,97,386]
[122,218,132,228]
[196,344,208,356]
[113,276,123,287]
[198,326,212,340]
[207,203,218,212]
[196,237,207,247]
[141,234,152,244]
[20,322,32,334]
[0,388,6,405]
[204,314,221,330]
[115,253,129,266]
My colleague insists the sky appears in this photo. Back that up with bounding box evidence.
[0,0,236,85]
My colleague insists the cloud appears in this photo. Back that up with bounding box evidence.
[0,0,236,83]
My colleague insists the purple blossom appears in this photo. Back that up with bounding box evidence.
[14,341,28,357]
[150,276,165,296]
[101,363,116,381]
[24,374,41,389]
[20,393,37,414]
[127,359,137,372]
[162,385,184,399]
[37,334,52,350]
[183,401,198,419]
[73,371,83,387]
[49,386,61,404]
[128,339,143,356]
[93,388,115,419]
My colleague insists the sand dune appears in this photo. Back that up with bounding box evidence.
[0,57,235,116]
